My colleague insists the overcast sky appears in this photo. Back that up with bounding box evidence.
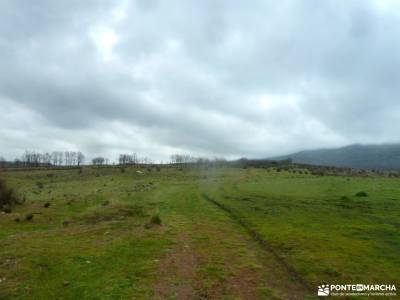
[1,0,400,162]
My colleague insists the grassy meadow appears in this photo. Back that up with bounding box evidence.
[0,166,399,299]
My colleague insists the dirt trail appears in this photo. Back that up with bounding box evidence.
[202,193,313,294]
[154,233,197,300]
[153,190,311,299]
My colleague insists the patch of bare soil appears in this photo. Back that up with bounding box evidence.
[154,233,198,300]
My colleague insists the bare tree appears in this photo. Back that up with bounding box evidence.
[92,157,106,165]
[118,153,138,166]
[77,152,85,166]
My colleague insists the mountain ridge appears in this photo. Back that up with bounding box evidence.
[270,143,400,170]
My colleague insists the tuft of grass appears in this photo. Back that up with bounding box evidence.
[101,200,110,206]
[145,214,162,229]
[355,191,368,197]
[150,214,162,225]
[25,213,34,221]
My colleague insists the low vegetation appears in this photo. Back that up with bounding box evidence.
[0,166,398,299]
[0,178,22,213]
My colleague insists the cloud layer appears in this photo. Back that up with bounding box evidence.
[1,0,400,161]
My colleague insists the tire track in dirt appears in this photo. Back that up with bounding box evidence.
[202,193,313,294]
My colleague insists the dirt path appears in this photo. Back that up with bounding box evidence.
[202,193,313,293]
[152,188,311,299]
[154,232,197,300]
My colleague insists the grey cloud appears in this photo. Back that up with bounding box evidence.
[1,0,399,161]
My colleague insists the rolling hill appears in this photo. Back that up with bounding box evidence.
[272,144,400,170]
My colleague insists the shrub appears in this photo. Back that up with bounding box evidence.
[120,167,125,173]
[355,191,368,197]
[0,179,20,211]
[36,182,44,189]
[44,202,51,208]
[3,206,12,213]
[150,214,162,226]
[25,213,34,221]
[101,200,110,206]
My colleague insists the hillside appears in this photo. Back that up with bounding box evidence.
[273,144,400,170]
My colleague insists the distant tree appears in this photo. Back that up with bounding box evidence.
[51,152,63,166]
[118,153,138,165]
[92,157,106,166]
[77,152,85,166]
[0,156,5,168]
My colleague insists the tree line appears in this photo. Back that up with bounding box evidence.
[0,151,230,168]
[16,151,85,167]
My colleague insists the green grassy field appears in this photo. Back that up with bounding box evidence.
[0,167,399,299]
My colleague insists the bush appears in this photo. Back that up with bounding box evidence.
[3,206,12,213]
[36,182,44,189]
[25,213,34,221]
[150,214,162,225]
[101,200,110,206]
[0,179,20,211]
[355,191,368,197]
[120,167,125,173]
